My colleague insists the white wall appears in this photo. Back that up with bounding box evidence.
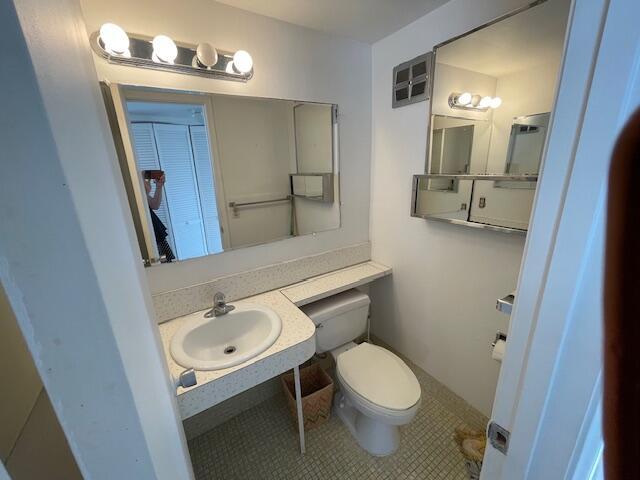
[2,0,192,477]
[80,0,372,294]
[370,0,534,416]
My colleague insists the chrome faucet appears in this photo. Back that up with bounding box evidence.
[205,292,235,318]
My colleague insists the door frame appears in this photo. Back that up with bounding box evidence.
[482,0,640,477]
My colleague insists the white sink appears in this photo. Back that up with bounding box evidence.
[170,304,282,371]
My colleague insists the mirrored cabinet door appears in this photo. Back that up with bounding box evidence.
[412,0,571,233]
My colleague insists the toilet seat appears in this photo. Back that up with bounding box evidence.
[336,343,421,412]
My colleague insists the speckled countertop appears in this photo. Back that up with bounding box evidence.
[158,261,391,419]
[281,261,392,306]
[159,290,316,419]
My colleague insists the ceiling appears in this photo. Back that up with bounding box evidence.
[213,0,450,44]
[436,0,572,78]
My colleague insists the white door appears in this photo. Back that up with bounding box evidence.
[129,122,176,253]
[189,125,223,254]
[482,0,640,477]
[152,123,207,260]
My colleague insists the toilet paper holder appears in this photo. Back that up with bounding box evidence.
[492,331,507,349]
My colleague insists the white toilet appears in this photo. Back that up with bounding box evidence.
[302,289,421,456]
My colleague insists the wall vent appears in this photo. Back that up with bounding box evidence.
[392,52,433,108]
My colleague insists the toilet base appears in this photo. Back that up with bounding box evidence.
[334,391,400,457]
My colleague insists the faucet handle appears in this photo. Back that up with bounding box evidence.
[214,292,226,305]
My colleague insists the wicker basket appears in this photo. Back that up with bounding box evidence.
[281,363,334,431]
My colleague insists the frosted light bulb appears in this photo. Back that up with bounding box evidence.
[457,92,472,106]
[479,96,493,108]
[195,43,218,68]
[232,50,253,74]
[490,97,503,109]
[152,35,178,64]
[99,23,129,55]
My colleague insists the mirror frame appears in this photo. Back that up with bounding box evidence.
[101,83,340,266]
[410,0,550,233]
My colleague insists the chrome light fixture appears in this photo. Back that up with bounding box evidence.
[91,23,253,82]
[449,92,502,112]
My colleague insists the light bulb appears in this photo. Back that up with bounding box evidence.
[479,96,493,108]
[457,92,472,106]
[195,43,218,68]
[470,94,481,107]
[99,23,129,55]
[152,35,178,64]
[232,50,253,74]
[490,97,503,109]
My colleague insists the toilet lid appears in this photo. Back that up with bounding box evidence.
[336,343,421,411]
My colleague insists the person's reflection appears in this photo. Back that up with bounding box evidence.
[143,171,175,262]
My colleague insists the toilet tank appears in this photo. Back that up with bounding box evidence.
[301,289,370,353]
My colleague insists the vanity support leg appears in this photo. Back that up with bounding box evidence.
[293,365,306,454]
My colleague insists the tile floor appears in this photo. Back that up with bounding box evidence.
[189,346,488,480]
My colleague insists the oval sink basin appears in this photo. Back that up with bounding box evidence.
[170,304,282,371]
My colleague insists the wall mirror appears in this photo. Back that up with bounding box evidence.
[412,0,571,233]
[101,84,339,265]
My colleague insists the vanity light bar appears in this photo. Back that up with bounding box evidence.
[448,92,502,112]
[90,23,253,82]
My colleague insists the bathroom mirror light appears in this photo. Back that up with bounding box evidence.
[448,92,502,112]
[479,95,493,108]
[457,92,472,105]
[232,50,253,74]
[99,23,130,56]
[90,28,254,82]
[152,35,178,64]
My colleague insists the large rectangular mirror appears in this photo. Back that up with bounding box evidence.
[102,85,339,265]
[412,0,571,233]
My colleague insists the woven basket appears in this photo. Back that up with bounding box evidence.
[281,363,334,431]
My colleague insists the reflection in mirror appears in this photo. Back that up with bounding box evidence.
[505,113,550,175]
[496,112,550,190]
[127,101,220,262]
[294,103,334,174]
[103,86,339,265]
[290,173,334,202]
[470,179,535,230]
[413,0,571,232]
[416,177,472,221]
[430,116,491,175]
[428,115,491,191]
